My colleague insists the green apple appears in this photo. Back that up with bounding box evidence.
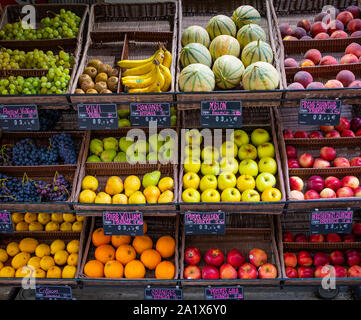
[89,138,103,155]
[118,136,133,152]
[238,144,257,161]
[218,172,237,191]
[183,172,200,189]
[258,157,277,175]
[257,142,275,158]
[221,187,241,202]
[256,172,276,192]
[251,128,270,146]
[201,146,220,163]
[147,152,158,161]
[87,155,101,162]
[239,159,258,177]
[185,129,202,146]
[149,133,164,152]
[113,152,127,162]
[201,161,220,176]
[201,189,221,202]
[231,129,249,147]
[103,137,118,151]
[118,118,131,127]
[185,145,201,160]
[182,188,201,203]
[117,108,130,118]
[236,175,256,193]
[220,157,239,174]
[184,157,201,173]
[199,175,218,192]
[241,189,260,202]
[220,141,238,158]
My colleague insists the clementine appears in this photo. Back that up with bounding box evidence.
[140,249,161,270]
[124,260,146,279]
[84,260,104,278]
[111,235,131,248]
[132,236,153,255]
[104,260,124,278]
[155,261,175,279]
[155,235,175,258]
[94,244,115,264]
[92,228,111,247]
[115,245,136,265]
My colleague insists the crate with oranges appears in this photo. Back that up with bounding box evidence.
[80,216,179,282]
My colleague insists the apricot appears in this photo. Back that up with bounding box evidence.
[336,70,356,87]
[314,32,329,39]
[314,12,331,24]
[283,36,298,41]
[347,19,361,34]
[297,19,311,32]
[337,11,354,27]
[349,80,361,87]
[311,22,328,37]
[340,53,359,64]
[288,82,304,90]
[319,55,338,65]
[280,23,293,38]
[324,79,344,88]
[299,59,315,67]
[284,58,298,67]
[346,6,361,19]
[345,42,361,58]
[351,31,361,37]
[327,20,344,34]
[292,27,307,39]
[304,49,322,64]
[294,71,313,88]
[330,30,348,38]
[306,82,325,89]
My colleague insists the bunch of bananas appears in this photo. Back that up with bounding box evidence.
[117,45,172,93]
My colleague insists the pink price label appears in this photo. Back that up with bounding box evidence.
[185,213,222,224]
[0,212,10,222]
[300,100,340,114]
[313,211,353,224]
[85,104,101,118]
[1,106,37,119]
[103,212,143,225]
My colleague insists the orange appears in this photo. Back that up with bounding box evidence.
[124,260,146,279]
[143,221,148,234]
[104,260,124,278]
[140,249,161,270]
[155,235,175,258]
[92,228,111,247]
[132,236,153,255]
[94,244,115,264]
[84,260,104,278]
[115,245,136,265]
[111,235,131,248]
[155,261,175,279]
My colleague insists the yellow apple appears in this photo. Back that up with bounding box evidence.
[182,188,201,203]
[221,188,241,202]
[220,157,239,174]
[261,187,282,202]
[201,146,220,163]
[231,129,249,147]
[220,141,238,158]
[217,172,237,191]
[199,175,218,192]
[236,175,256,192]
[238,144,257,161]
[184,157,201,173]
[183,172,200,189]
[251,128,270,146]
[255,172,276,192]
[238,159,258,177]
[201,189,221,202]
[241,189,260,202]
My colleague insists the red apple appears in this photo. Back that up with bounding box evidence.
[205,248,224,267]
[325,176,342,191]
[350,157,361,166]
[285,267,298,278]
[283,129,294,139]
[315,265,333,278]
[183,265,202,279]
[248,248,267,267]
[299,153,314,168]
[320,146,337,161]
[337,11,354,27]
[335,265,348,278]
[330,251,345,265]
[305,190,320,200]
[283,232,294,242]
[298,251,313,267]
[295,234,308,242]
[286,145,297,158]
[290,176,304,191]
[313,158,331,169]
[184,247,202,265]
[226,249,246,269]
[347,5,361,18]
[325,130,341,138]
[341,129,356,137]
[308,176,325,192]
[352,222,361,236]
[238,263,258,279]
[314,252,330,266]
[333,157,350,167]
[343,234,356,242]
[348,265,361,277]
[288,158,301,168]
[350,117,361,132]
[357,129,361,136]
[202,266,219,279]
[290,190,305,200]
[284,252,298,268]
[298,266,314,278]
[309,131,324,139]
[258,263,277,279]
[355,187,361,197]
[309,234,325,242]
[320,125,334,133]
[342,176,360,189]
[294,131,308,138]
[345,249,361,267]
[326,233,342,242]
[335,117,351,132]
[320,188,337,198]
[219,263,237,279]
[337,186,355,198]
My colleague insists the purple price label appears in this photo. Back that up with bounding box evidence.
[205,287,243,300]
[300,100,340,115]
[185,212,223,224]
[103,212,143,225]
[312,211,353,224]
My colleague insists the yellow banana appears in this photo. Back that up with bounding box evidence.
[121,66,155,81]
[162,46,172,69]
[117,48,163,69]
[128,81,161,93]
[159,64,171,92]
[156,64,165,90]
[121,52,164,77]
[122,63,158,89]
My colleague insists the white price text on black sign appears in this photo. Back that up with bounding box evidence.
[205,287,244,300]
[144,287,183,300]
[102,211,144,236]
[298,99,341,126]
[77,103,118,130]
[0,211,13,233]
[200,101,242,128]
[35,285,73,300]
[0,104,39,130]
[130,102,170,127]
[310,209,353,235]
[184,211,225,235]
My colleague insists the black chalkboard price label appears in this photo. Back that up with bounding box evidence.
[310,209,353,235]
[205,287,244,300]
[298,99,341,126]
[35,285,73,300]
[102,211,144,236]
[0,104,39,131]
[200,101,242,128]
[77,103,118,130]
[144,287,183,300]
[0,211,13,234]
[130,102,170,127]
[184,211,225,235]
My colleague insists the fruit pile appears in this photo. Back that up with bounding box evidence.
[181,128,282,203]
[118,44,172,93]
[86,133,176,163]
[280,6,361,40]
[75,59,119,94]
[78,171,174,204]
[11,212,84,232]
[84,225,176,279]
[183,247,277,279]
[0,238,79,279]
[283,117,361,138]
[0,9,81,40]
[179,5,279,91]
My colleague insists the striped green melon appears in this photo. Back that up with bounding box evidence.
[236,24,267,49]
[180,43,212,68]
[232,5,261,29]
[179,63,215,92]
[212,55,244,89]
[206,15,237,40]
[241,40,273,67]
[181,25,210,48]
[242,61,279,90]
[209,35,240,62]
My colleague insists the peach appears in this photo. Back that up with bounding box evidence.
[351,30,361,37]
[314,32,330,39]
[292,27,307,39]
[347,19,361,33]
[334,157,350,167]
[342,176,360,189]
[337,11,354,27]
[283,35,298,41]
[280,23,293,38]
[336,186,355,198]
[313,158,331,168]
[325,176,342,191]
[320,188,337,198]
[304,190,320,200]
[327,19,344,34]
[354,187,361,197]
[349,80,361,87]
[290,190,304,200]
[320,146,337,161]
[340,53,359,64]
[284,58,298,67]
[330,30,348,38]
[345,42,361,58]
[297,19,312,32]
[306,82,325,89]
[294,71,313,87]
[298,153,314,168]
[324,79,343,88]
[299,59,315,67]
[301,36,313,40]
[311,22,328,37]
[305,49,322,64]
[347,5,361,19]
[314,12,331,24]
[290,176,304,191]
[288,82,304,90]
[336,70,356,87]
[320,55,338,65]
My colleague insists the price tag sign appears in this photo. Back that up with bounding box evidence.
[77,103,118,130]
[144,287,183,300]
[35,285,73,300]
[200,101,242,128]
[0,211,13,233]
[130,102,171,127]
[310,210,353,235]
[102,211,143,236]
[0,104,39,131]
[184,211,225,235]
[205,287,244,300]
[298,99,341,126]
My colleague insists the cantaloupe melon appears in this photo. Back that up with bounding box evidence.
[181,26,210,48]
[206,15,237,40]
[242,61,279,90]
[209,35,240,62]
[241,40,273,67]
[179,63,215,92]
[212,55,244,89]
[180,43,212,68]
[232,5,261,29]
[236,24,267,49]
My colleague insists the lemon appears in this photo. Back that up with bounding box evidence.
[12,212,24,224]
[72,221,83,231]
[79,189,96,203]
[38,213,51,225]
[35,244,51,258]
[15,267,33,278]
[66,240,79,254]
[45,221,59,231]
[81,175,99,191]
[40,256,55,271]
[19,238,38,253]
[50,240,65,255]
[54,250,69,266]
[24,212,37,224]
[34,268,46,278]
[0,248,8,263]
[63,213,76,223]
[27,256,41,269]
[0,266,15,278]
[11,252,30,269]
[29,221,43,231]
[76,215,85,222]
[16,221,29,231]
[67,253,78,266]
[47,266,62,278]
[158,177,174,192]
[6,242,19,257]
[124,175,141,197]
[62,265,77,279]
[51,213,63,223]
[60,222,72,232]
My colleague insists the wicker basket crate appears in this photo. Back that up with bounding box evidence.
[79,215,179,285]
[0,218,88,285]
[276,213,361,285]
[180,213,281,285]
[178,107,286,214]
[176,0,284,109]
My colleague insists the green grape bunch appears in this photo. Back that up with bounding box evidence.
[0,9,81,40]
